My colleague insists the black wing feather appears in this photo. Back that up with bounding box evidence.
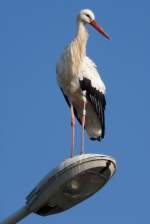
[79,77,106,139]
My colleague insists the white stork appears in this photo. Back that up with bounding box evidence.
[56,9,111,157]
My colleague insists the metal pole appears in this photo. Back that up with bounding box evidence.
[0,205,31,224]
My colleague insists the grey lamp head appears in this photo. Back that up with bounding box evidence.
[26,154,116,216]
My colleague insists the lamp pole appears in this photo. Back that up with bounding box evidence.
[0,205,31,224]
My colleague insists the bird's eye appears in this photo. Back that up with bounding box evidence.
[85,14,91,20]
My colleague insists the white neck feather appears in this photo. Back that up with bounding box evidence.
[75,21,88,55]
[68,21,88,75]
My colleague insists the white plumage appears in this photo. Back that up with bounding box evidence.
[56,9,110,153]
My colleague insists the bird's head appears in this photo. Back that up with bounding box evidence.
[78,9,111,40]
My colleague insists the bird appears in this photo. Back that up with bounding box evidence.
[56,9,111,157]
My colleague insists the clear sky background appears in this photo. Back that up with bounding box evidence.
[0,0,149,223]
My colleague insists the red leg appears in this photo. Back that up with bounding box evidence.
[81,91,87,154]
[71,104,75,157]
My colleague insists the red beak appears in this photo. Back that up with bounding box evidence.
[90,20,111,40]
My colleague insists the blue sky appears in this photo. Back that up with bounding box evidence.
[0,0,149,223]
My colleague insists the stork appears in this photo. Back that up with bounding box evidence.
[56,9,111,157]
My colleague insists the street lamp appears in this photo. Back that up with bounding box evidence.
[1,154,116,224]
